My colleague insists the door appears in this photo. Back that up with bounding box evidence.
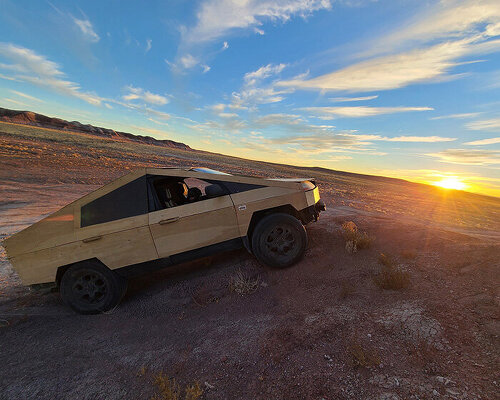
[148,177,240,258]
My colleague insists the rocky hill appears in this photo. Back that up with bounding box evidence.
[0,107,190,150]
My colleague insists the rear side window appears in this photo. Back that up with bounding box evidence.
[218,181,264,194]
[81,176,148,227]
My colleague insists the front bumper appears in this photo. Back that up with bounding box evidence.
[300,198,326,224]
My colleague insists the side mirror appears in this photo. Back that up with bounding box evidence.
[205,184,226,198]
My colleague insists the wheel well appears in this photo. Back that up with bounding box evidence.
[246,204,301,250]
[55,258,106,287]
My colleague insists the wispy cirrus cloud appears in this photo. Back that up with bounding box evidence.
[329,95,378,102]
[466,118,500,131]
[427,148,500,165]
[430,112,482,120]
[123,86,169,105]
[0,42,102,105]
[278,0,500,93]
[464,137,500,145]
[182,0,332,45]
[71,16,100,43]
[10,89,43,103]
[279,39,477,92]
[303,105,433,118]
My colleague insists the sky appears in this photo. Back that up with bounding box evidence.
[0,0,499,196]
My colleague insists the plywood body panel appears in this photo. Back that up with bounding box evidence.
[230,187,319,236]
[149,195,240,258]
[3,205,76,257]
[10,226,158,285]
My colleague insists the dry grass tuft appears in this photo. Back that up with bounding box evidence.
[374,256,410,290]
[341,221,374,252]
[151,372,202,400]
[348,340,381,368]
[184,382,203,400]
[229,269,260,295]
[378,252,394,267]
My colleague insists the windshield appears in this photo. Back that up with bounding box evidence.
[191,167,231,175]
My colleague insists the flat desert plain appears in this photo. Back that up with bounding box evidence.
[0,121,499,400]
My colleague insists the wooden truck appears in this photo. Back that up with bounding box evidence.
[3,167,325,314]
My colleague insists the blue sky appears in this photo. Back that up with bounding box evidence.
[0,0,499,196]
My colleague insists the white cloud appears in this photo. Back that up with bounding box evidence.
[279,39,475,92]
[427,148,500,165]
[222,41,229,50]
[430,112,481,120]
[244,63,287,85]
[180,54,199,69]
[464,137,500,145]
[466,118,500,131]
[123,86,169,105]
[182,0,331,45]
[278,0,500,93]
[166,54,210,74]
[71,16,100,43]
[0,42,101,105]
[329,95,378,102]
[10,89,43,103]
[254,27,265,35]
[146,39,152,52]
[231,63,292,108]
[371,0,500,55]
[303,106,433,118]
[383,136,456,143]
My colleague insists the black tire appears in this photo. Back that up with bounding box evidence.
[251,213,308,268]
[60,260,127,314]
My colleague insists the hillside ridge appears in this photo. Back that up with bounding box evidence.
[0,107,190,150]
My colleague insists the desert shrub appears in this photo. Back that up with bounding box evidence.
[348,341,381,368]
[341,221,373,251]
[374,265,410,290]
[229,269,260,295]
[355,231,373,249]
[151,373,202,400]
[152,373,180,400]
[184,382,203,400]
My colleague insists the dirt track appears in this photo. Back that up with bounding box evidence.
[0,122,499,399]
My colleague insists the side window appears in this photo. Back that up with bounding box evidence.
[81,176,148,227]
[184,177,210,197]
[147,175,229,212]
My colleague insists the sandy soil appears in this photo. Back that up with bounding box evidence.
[0,122,499,400]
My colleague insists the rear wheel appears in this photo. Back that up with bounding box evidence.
[251,213,307,268]
[60,261,127,314]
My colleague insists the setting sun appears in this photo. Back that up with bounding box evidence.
[433,176,467,191]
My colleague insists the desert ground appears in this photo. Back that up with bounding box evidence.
[0,121,499,400]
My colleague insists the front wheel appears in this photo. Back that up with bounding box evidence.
[60,260,127,314]
[251,213,308,268]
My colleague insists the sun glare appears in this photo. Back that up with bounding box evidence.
[433,176,467,191]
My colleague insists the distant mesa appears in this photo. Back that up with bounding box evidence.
[0,107,191,151]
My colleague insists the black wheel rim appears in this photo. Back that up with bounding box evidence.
[264,224,297,257]
[72,272,108,305]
